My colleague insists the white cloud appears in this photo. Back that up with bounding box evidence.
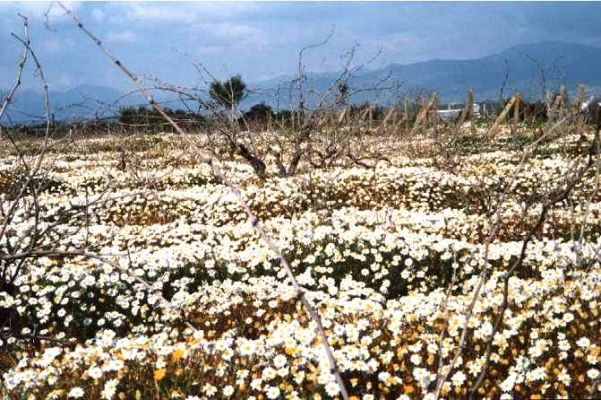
[91,8,106,24]
[109,2,260,25]
[106,30,137,44]
[124,3,198,24]
[42,38,62,53]
[54,72,75,90]
[208,22,266,45]
[100,3,267,48]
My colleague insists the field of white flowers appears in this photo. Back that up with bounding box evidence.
[0,129,599,400]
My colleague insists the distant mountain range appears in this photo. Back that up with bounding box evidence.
[3,41,601,124]
[1,84,126,124]
[253,41,601,107]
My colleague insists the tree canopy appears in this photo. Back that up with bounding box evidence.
[209,75,247,110]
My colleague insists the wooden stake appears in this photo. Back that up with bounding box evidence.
[550,85,565,121]
[382,106,397,125]
[577,84,586,110]
[488,95,517,136]
[576,84,586,131]
[413,96,436,133]
[457,89,474,126]
[558,85,566,118]
[337,108,347,125]
[513,92,521,126]
[431,94,440,127]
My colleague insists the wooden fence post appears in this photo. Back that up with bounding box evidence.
[576,84,586,110]
[457,89,474,127]
[558,85,567,118]
[488,95,517,136]
[431,94,440,128]
[412,96,436,133]
[382,106,397,126]
[549,85,566,121]
[576,84,586,131]
[513,92,521,126]
[337,108,348,126]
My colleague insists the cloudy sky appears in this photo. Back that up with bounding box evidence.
[1,1,601,92]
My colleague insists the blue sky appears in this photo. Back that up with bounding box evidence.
[1,1,601,92]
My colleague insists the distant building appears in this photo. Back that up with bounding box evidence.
[436,103,482,122]
[581,96,601,111]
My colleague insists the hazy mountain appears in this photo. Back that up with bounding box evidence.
[3,41,601,124]
[1,85,124,124]
[251,41,601,106]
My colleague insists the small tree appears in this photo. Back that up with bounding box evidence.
[243,102,274,127]
[209,75,247,118]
